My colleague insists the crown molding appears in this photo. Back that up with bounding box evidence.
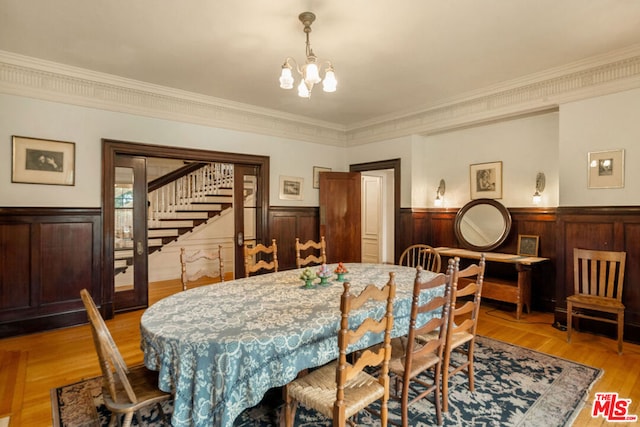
[346,45,640,145]
[0,51,347,147]
[2,46,640,147]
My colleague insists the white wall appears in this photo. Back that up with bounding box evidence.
[422,112,560,208]
[0,93,345,207]
[559,88,640,206]
[348,112,560,209]
[2,88,640,210]
[345,135,415,207]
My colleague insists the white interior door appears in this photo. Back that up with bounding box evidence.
[361,175,382,263]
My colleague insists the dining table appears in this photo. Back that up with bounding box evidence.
[140,262,440,427]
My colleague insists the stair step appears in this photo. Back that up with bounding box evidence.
[151,220,194,228]
[114,259,128,268]
[180,195,232,204]
[148,238,164,247]
[115,250,133,259]
[153,211,210,220]
[176,203,223,211]
[149,228,179,238]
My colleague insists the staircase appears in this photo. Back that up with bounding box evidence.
[115,163,234,276]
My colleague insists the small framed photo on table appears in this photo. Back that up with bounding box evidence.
[517,235,539,257]
[12,136,75,186]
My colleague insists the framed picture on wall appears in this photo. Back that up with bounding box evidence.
[517,234,539,257]
[469,161,502,199]
[313,166,331,188]
[11,136,75,186]
[279,175,304,200]
[588,149,624,189]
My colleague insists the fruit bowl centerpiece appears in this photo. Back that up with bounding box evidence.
[317,264,332,286]
[299,267,317,289]
[334,262,348,282]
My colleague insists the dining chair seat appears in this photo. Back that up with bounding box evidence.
[286,360,386,420]
[388,338,439,379]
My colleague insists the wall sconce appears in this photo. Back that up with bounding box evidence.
[434,179,445,207]
[532,172,545,204]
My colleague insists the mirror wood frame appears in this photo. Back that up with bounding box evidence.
[454,198,512,252]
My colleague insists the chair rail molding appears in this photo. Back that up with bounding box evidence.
[2,44,640,147]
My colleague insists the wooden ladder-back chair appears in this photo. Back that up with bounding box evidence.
[284,274,397,427]
[180,245,224,291]
[244,239,278,277]
[398,244,442,273]
[80,289,171,427]
[432,255,485,412]
[295,236,327,268]
[567,248,627,354]
[389,261,455,426]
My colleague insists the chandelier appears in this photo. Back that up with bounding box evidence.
[279,12,337,98]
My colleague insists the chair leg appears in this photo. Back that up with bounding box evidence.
[434,364,443,426]
[282,386,297,427]
[401,378,409,427]
[441,352,451,412]
[617,312,624,355]
[566,302,573,343]
[467,347,475,392]
[108,412,118,427]
[121,412,134,427]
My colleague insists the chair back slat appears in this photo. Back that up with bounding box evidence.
[244,239,278,277]
[398,244,441,272]
[180,245,224,291]
[295,236,327,268]
[574,248,626,301]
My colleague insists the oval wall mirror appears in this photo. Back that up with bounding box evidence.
[454,198,512,251]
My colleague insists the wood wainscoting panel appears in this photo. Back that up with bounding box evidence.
[0,224,31,311]
[39,222,95,305]
[269,207,319,271]
[556,206,640,344]
[0,208,101,338]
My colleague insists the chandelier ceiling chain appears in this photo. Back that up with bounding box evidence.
[279,11,337,98]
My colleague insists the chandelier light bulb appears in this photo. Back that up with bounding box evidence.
[322,68,337,92]
[279,65,294,89]
[297,80,310,98]
[304,62,321,85]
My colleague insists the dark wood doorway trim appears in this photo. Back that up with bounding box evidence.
[102,139,270,317]
[350,158,401,263]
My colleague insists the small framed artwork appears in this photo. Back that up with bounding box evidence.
[12,136,75,186]
[588,149,624,189]
[470,161,502,199]
[313,166,331,188]
[517,234,539,257]
[279,175,304,200]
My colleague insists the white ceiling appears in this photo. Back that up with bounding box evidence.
[2,0,640,127]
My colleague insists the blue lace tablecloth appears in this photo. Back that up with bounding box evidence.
[140,263,438,427]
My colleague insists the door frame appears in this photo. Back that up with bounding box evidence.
[350,158,401,263]
[102,139,270,317]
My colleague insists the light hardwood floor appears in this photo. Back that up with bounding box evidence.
[1,279,638,427]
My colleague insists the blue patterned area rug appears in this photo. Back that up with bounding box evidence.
[51,336,602,427]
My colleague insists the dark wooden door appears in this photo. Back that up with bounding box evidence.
[319,172,361,263]
[113,155,148,311]
[233,164,263,278]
